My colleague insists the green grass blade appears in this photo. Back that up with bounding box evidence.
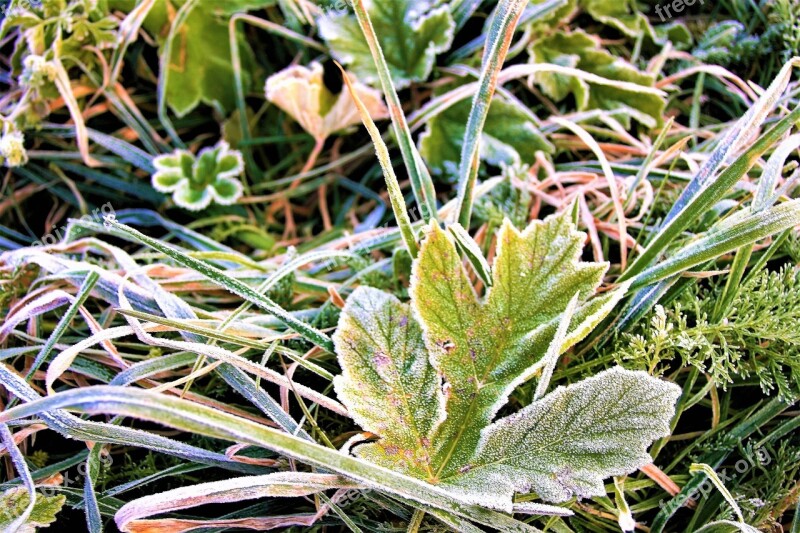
[116,309,334,381]
[650,398,791,533]
[449,0,483,30]
[25,271,100,380]
[448,224,492,287]
[454,0,528,227]
[338,63,420,258]
[620,104,800,282]
[105,219,335,353]
[351,0,439,223]
[630,200,800,288]
[662,58,800,227]
[0,387,540,532]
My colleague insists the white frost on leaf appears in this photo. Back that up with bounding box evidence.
[333,213,681,512]
[332,286,444,479]
[317,0,455,90]
[440,367,681,510]
[0,130,28,168]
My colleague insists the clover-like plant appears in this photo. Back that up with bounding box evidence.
[151,141,244,211]
[333,212,681,511]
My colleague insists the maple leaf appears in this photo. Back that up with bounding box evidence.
[333,211,681,511]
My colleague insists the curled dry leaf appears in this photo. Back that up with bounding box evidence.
[265,61,389,144]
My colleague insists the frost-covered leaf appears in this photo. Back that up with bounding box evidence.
[265,62,388,143]
[442,367,681,508]
[411,211,609,476]
[0,488,66,532]
[582,0,648,37]
[419,93,552,178]
[650,21,693,50]
[333,212,678,512]
[526,0,648,36]
[151,141,244,211]
[332,287,444,478]
[0,130,28,168]
[528,29,665,127]
[318,0,455,89]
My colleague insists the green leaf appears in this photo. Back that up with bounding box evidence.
[442,367,681,507]
[419,91,553,178]
[318,0,456,89]
[333,212,676,511]
[526,0,649,37]
[411,212,608,476]
[174,181,213,211]
[528,29,665,127]
[582,0,648,37]
[135,0,276,117]
[333,287,444,478]
[0,488,66,532]
[210,176,244,205]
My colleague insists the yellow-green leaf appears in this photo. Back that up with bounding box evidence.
[333,213,678,512]
[441,367,681,509]
[0,488,66,531]
[411,212,608,477]
[333,287,444,479]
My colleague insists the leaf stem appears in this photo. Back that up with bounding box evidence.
[407,509,426,533]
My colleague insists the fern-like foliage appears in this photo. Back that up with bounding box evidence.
[766,0,800,63]
[615,266,800,400]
